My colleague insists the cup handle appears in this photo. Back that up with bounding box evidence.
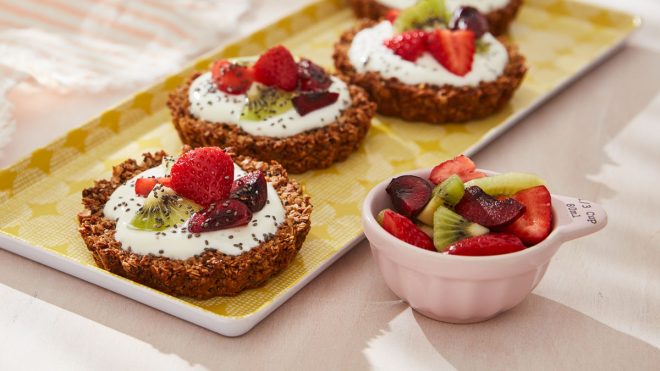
[552,195,608,242]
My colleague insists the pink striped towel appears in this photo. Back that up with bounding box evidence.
[0,0,251,153]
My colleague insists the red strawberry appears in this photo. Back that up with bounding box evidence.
[378,209,435,251]
[135,177,171,197]
[385,9,400,23]
[252,45,298,91]
[383,30,428,62]
[447,233,525,256]
[501,186,552,245]
[292,91,339,116]
[211,60,253,95]
[230,171,268,212]
[427,29,475,76]
[297,58,332,92]
[169,147,234,206]
[429,155,485,184]
[188,199,252,233]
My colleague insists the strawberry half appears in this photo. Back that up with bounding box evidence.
[384,30,428,62]
[429,155,486,184]
[500,185,553,245]
[378,209,435,251]
[427,29,475,76]
[135,177,171,197]
[211,60,254,95]
[447,233,526,256]
[169,147,234,207]
[252,45,298,91]
[385,9,400,23]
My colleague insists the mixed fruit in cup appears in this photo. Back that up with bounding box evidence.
[377,155,553,256]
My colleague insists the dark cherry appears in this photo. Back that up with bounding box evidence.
[188,199,252,233]
[450,6,489,38]
[454,186,525,228]
[297,58,332,92]
[386,175,433,218]
[230,171,268,212]
[292,91,339,116]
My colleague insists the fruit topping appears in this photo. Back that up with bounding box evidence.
[500,185,552,245]
[188,199,253,233]
[135,177,171,197]
[465,172,546,197]
[130,185,201,231]
[449,6,489,38]
[447,233,525,256]
[386,175,433,218]
[417,174,464,225]
[170,147,234,207]
[394,0,448,33]
[433,205,489,251]
[383,30,428,62]
[427,29,475,76]
[377,209,435,251]
[385,9,400,23]
[297,58,332,92]
[211,60,254,95]
[454,186,525,228]
[292,91,339,116]
[230,171,268,212]
[242,85,294,121]
[429,155,485,184]
[252,45,298,91]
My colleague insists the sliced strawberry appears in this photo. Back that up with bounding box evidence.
[297,58,332,92]
[384,30,428,62]
[292,91,339,116]
[211,60,253,95]
[500,185,552,245]
[429,155,479,184]
[427,29,475,76]
[252,45,298,91]
[188,199,252,233]
[385,9,400,23]
[378,209,435,251]
[447,233,526,256]
[134,177,171,197]
[169,147,234,207]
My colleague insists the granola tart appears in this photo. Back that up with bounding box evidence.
[333,18,527,123]
[167,46,376,174]
[348,0,523,36]
[77,148,312,299]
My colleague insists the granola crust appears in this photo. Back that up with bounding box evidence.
[332,20,527,124]
[77,149,313,299]
[167,75,376,174]
[347,0,523,36]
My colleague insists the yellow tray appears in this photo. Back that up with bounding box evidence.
[0,0,639,336]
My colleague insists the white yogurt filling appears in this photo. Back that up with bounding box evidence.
[188,73,351,138]
[377,0,510,13]
[348,21,508,87]
[103,163,286,260]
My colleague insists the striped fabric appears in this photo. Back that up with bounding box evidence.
[0,0,251,151]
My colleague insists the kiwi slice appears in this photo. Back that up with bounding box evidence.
[240,84,294,122]
[394,0,448,33]
[433,206,488,251]
[465,172,546,197]
[417,175,465,226]
[129,185,201,231]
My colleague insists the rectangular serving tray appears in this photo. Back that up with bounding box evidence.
[0,0,639,336]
